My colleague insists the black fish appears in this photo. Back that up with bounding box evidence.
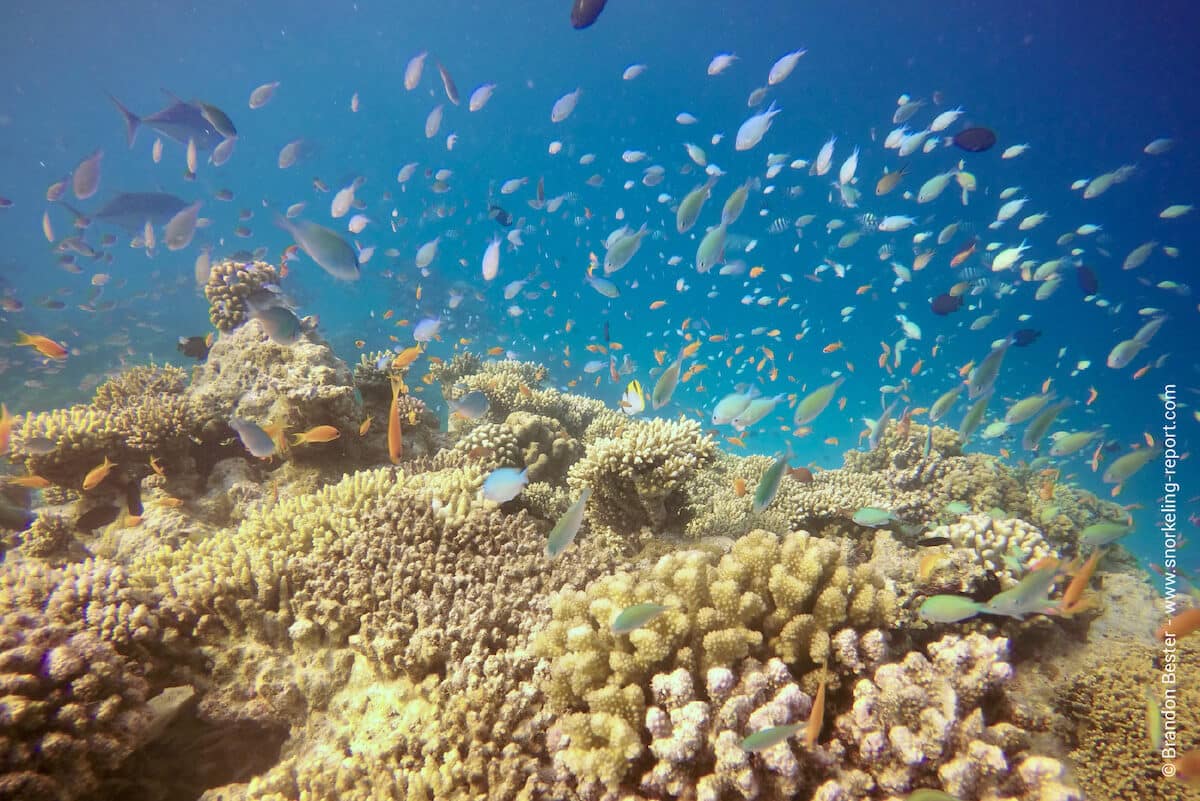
[75,504,121,532]
[177,335,212,361]
[1012,329,1041,347]
[94,192,189,233]
[125,479,143,517]
[1076,264,1099,295]
[570,0,607,28]
[488,204,513,227]
[0,498,34,532]
[953,127,997,153]
[930,293,963,315]
[918,536,952,547]
[107,91,226,150]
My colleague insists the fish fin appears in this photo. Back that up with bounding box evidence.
[106,93,141,148]
[159,87,187,104]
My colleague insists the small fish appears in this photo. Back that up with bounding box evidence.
[620,379,645,416]
[547,486,591,557]
[1158,608,1200,641]
[805,672,827,749]
[793,377,844,426]
[740,723,803,753]
[75,504,121,532]
[291,425,340,445]
[918,595,984,623]
[483,467,529,503]
[905,792,965,801]
[274,216,360,280]
[752,449,790,513]
[229,418,278,459]
[651,348,686,410]
[611,602,668,634]
[388,375,405,464]
[248,81,280,109]
[852,507,899,528]
[1079,521,1132,548]
[82,455,117,490]
[448,390,490,420]
[16,331,68,360]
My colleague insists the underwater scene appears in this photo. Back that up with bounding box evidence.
[0,0,1198,799]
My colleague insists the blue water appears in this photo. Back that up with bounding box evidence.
[1,0,1196,569]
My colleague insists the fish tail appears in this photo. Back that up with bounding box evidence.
[106,92,141,148]
[15,331,31,346]
[290,433,306,446]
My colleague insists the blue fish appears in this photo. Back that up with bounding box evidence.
[93,192,189,233]
[482,467,528,503]
[107,90,226,150]
[228,417,277,459]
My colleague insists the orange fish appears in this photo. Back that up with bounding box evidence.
[805,673,827,749]
[149,456,166,476]
[155,497,185,509]
[292,425,340,445]
[1145,432,1156,448]
[824,437,839,446]
[732,477,747,497]
[682,340,702,358]
[388,376,404,464]
[654,349,667,365]
[0,403,12,456]
[82,455,116,491]
[586,343,607,353]
[917,552,950,582]
[950,237,977,268]
[1086,386,1098,406]
[382,309,394,320]
[1172,748,1200,783]
[749,265,766,278]
[16,331,68,360]
[958,360,974,378]
[822,341,843,354]
[856,283,872,295]
[354,339,366,348]
[487,346,505,355]
[1158,608,1200,641]
[910,358,923,376]
[392,344,424,371]
[912,251,934,272]
[8,475,50,489]
[837,397,847,411]
[725,435,746,448]
[649,300,667,310]
[359,417,372,436]
[709,334,727,343]
[1133,364,1150,380]
[1057,548,1104,615]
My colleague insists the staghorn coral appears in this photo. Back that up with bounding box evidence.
[567,416,716,539]
[533,528,898,789]
[937,513,1058,586]
[203,258,281,332]
[1055,639,1200,801]
[827,632,1080,800]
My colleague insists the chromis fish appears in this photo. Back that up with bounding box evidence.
[919,595,984,623]
[676,176,717,233]
[229,418,278,459]
[958,391,992,441]
[752,448,791,513]
[482,467,529,503]
[651,348,686,410]
[447,390,490,420]
[695,222,728,273]
[1004,392,1056,425]
[739,723,802,752]
[868,399,900,451]
[852,507,900,528]
[604,223,649,274]
[611,602,668,634]
[713,386,758,425]
[1080,521,1132,548]
[731,393,786,432]
[793,376,845,426]
[547,487,591,558]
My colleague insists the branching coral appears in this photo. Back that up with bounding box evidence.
[534,528,898,790]
[567,416,716,538]
[935,513,1057,586]
[203,258,281,332]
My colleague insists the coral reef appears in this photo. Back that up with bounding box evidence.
[938,513,1057,586]
[188,321,362,457]
[9,365,207,490]
[203,258,281,333]
[827,632,1080,800]
[567,416,716,538]
[533,528,898,790]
